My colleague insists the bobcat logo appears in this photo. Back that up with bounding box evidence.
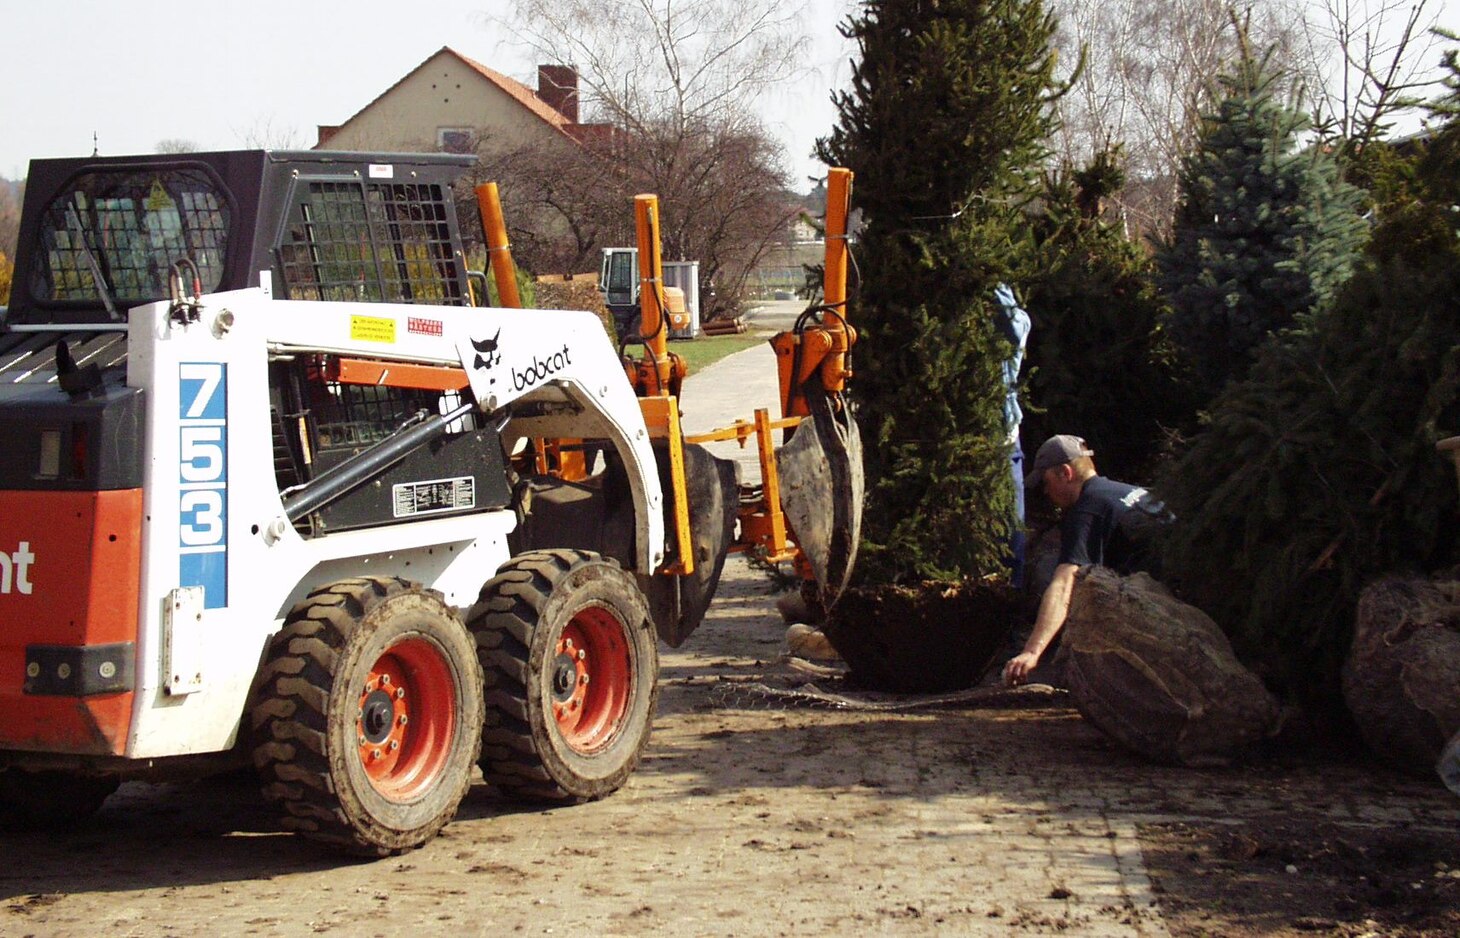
[470,330,502,383]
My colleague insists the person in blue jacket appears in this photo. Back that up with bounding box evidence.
[993,283,1031,588]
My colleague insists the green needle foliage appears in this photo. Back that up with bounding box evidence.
[1021,149,1191,483]
[1155,31,1367,402]
[1157,57,1460,719]
[816,0,1059,583]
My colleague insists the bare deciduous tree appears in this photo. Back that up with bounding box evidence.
[1049,0,1448,234]
[482,0,809,316]
[466,130,629,276]
[154,139,199,154]
[236,116,305,151]
[500,0,810,131]
[1050,0,1310,236]
[1297,0,1446,145]
[0,177,21,261]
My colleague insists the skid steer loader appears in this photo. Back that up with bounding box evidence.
[0,149,861,855]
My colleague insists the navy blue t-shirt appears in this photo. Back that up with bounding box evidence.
[1058,476,1171,573]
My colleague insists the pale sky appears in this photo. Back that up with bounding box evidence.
[0,0,858,189]
[2,0,1455,188]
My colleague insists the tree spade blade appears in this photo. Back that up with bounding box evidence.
[776,386,863,609]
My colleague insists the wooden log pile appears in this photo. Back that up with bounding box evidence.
[535,273,615,340]
[700,316,747,336]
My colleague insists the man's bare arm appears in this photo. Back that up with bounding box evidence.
[1003,562,1078,686]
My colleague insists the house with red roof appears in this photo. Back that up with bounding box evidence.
[315,47,604,155]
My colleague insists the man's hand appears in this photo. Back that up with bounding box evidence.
[1003,651,1040,687]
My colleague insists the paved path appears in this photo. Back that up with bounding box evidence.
[679,333,780,485]
[665,333,1173,936]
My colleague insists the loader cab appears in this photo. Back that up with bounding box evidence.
[599,247,637,308]
[0,150,504,540]
[599,247,639,341]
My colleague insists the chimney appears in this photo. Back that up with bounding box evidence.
[537,65,579,123]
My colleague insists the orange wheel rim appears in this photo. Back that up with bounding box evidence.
[550,605,632,753]
[356,637,457,801]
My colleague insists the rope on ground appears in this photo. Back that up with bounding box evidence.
[706,677,1066,712]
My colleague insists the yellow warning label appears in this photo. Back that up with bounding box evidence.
[350,315,397,344]
[144,179,175,212]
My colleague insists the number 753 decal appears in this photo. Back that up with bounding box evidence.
[178,363,228,608]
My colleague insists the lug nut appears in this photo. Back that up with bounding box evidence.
[359,735,367,747]
[389,740,399,751]
[380,674,391,686]
[371,749,382,760]
[577,649,586,660]
[580,674,590,685]
[395,687,406,699]
[398,714,409,726]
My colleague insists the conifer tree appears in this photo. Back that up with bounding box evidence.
[1157,54,1460,719]
[1155,32,1367,400]
[1021,149,1189,483]
[816,0,1059,582]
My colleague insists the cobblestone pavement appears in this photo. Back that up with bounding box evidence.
[4,344,1455,935]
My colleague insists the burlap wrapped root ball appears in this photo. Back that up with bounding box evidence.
[1440,731,1460,797]
[1057,568,1281,766]
[1342,576,1460,776]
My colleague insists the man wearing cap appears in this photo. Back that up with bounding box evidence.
[1003,434,1171,687]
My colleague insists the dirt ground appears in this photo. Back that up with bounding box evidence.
[3,557,1458,937]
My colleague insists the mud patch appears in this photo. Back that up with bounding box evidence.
[1141,816,1460,937]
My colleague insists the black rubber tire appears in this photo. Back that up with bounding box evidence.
[468,550,658,803]
[251,577,484,856]
[0,768,119,831]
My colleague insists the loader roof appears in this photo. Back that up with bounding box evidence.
[5,149,477,327]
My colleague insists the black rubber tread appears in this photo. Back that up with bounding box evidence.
[251,576,484,856]
[0,768,119,831]
[467,549,659,804]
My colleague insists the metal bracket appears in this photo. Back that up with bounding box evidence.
[163,587,207,696]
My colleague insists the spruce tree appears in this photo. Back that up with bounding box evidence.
[1157,59,1460,719]
[1155,35,1367,400]
[816,0,1058,582]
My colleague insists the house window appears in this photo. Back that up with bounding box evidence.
[437,128,475,153]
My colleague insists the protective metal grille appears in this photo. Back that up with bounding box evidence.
[278,181,465,306]
[311,383,438,454]
[30,169,229,304]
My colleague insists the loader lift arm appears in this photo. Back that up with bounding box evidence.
[470,170,861,646]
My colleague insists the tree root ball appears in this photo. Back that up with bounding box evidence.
[1059,568,1281,767]
[1343,576,1460,776]
[1441,731,1460,798]
[823,581,1021,693]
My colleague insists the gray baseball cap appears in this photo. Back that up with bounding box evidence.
[1024,434,1094,486]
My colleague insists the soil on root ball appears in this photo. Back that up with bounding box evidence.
[824,580,1025,693]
